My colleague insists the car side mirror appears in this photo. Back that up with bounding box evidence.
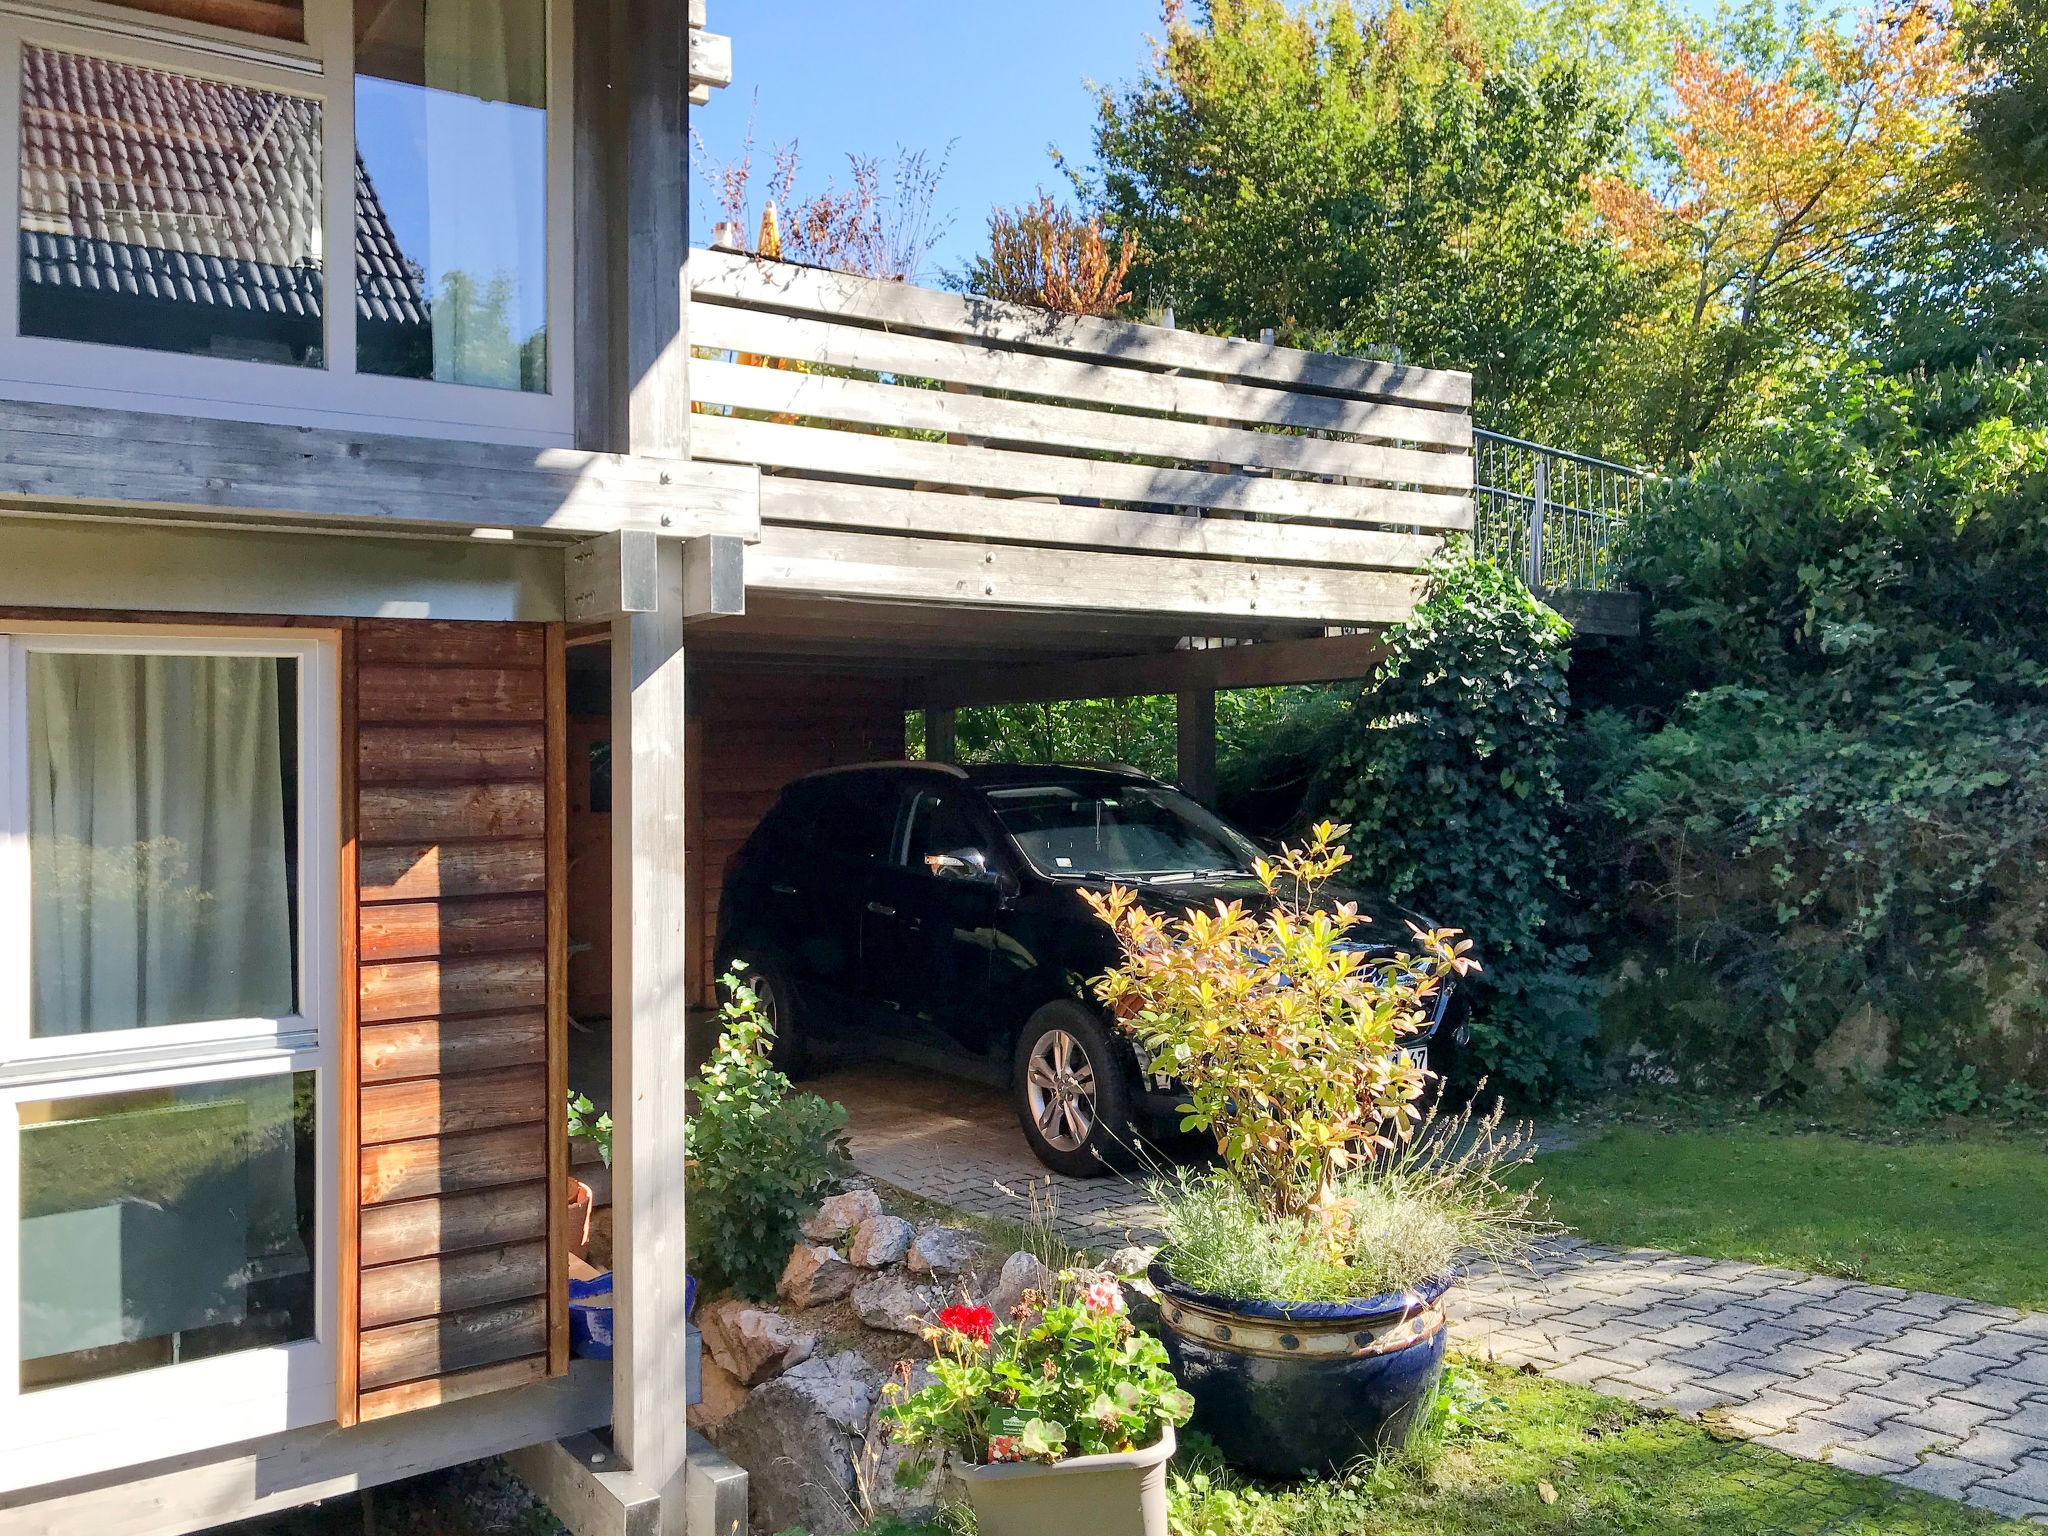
[927,847,995,882]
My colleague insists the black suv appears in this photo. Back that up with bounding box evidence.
[716,762,1459,1176]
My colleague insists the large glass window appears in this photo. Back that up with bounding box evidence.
[17,45,326,366]
[0,630,333,1478]
[355,0,550,392]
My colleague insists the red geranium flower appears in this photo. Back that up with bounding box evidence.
[937,1304,996,1346]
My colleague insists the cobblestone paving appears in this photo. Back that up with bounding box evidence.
[823,1063,2048,1522]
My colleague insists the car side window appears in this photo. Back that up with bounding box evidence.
[775,778,895,862]
[897,788,983,874]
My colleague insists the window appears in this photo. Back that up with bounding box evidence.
[0,627,336,1490]
[897,789,982,872]
[0,0,571,441]
[985,783,1262,879]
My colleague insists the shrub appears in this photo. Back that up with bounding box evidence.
[1086,823,1473,1220]
[883,1276,1192,1468]
[685,964,851,1300]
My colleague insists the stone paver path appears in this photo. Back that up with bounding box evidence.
[821,1062,2048,1523]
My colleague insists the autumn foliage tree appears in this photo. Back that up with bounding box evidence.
[1589,2,1976,459]
[969,193,1140,316]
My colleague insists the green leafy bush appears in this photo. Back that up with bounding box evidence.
[1316,550,1600,1100]
[685,965,851,1300]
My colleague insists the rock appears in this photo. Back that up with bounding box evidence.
[857,1363,954,1522]
[1105,1245,1159,1279]
[686,1351,750,1429]
[803,1188,885,1242]
[852,1271,943,1335]
[985,1250,1056,1323]
[780,1243,860,1308]
[906,1224,981,1279]
[705,1351,878,1536]
[697,1299,816,1387]
[849,1213,915,1269]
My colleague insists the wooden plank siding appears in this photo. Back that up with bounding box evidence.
[686,250,1476,625]
[344,619,568,1426]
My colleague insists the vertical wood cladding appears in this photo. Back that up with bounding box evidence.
[343,620,567,1424]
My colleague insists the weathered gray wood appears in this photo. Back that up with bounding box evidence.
[566,532,662,622]
[918,630,1395,708]
[623,0,691,457]
[1177,690,1218,806]
[574,0,621,454]
[0,402,758,540]
[698,419,1472,531]
[757,478,1443,572]
[684,1433,749,1536]
[689,303,1472,449]
[687,27,730,89]
[691,359,1472,489]
[681,535,746,618]
[745,526,1426,625]
[1540,587,1642,637]
[0,1364,610,1536]
[690,249,1472,408]
[924,707,957,763]
[506,1433,662,1536]
[610,538,691,1527]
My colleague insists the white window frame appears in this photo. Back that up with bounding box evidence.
[0,622,339,1493]
[0,0,575,446]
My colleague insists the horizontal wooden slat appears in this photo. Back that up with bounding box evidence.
[360,896,548,966]
[359,1241,549,1330]
[359,783,547,847]
[746,525,1429,626]
[360,840,547,903]
[358,666,546,725]
[694,416,1473,531]
[361,1125,548,1205]
[355,1352,550,1422]
[358,1297,549,1391]
[362,1065,549,1145]
[690,302,1473,449]
[692,359,1473,490]
[360,953,547,1024]
[359,724,548,784]
[690,248,1473,408]
[357,621,546,670]
[362,1010,549,1083]
[758,479,1442,572]
[359,1182,552,1265]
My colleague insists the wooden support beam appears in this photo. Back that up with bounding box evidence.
[505,1432,661,1536]
[681,535,746,619]
[1177,690,1218,806]
[610,539,690,1531]
[924,706,957,763]
[623,0,691,456]
[566,532,661,623]
[918,630,1393,709]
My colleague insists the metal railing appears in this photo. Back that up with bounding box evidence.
[1472,428,1644,592]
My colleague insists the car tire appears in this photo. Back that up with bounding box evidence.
[735,956,810,1079]
[1012,1002,1135,1178]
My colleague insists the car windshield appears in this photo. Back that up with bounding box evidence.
[984,782,1263,879]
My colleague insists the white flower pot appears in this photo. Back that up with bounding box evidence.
[956,1425,1175,1536]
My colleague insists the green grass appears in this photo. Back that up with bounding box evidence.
[1524,1123,2048,1309]
[859,1362,2026,1535]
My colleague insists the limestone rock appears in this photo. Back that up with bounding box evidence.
[697,1299,816,1387]
[852,1271,943,1335]
[686,1351,749,1429]
[849,1213,915,1269]
[803,1188,885,1242]
[857,1362,954,1522]
[1105,1245,1159,1279]
[985,1250,1056,1323]
[906,1224,981,1279]
[780,1243,860,1309]
[705,1351,878,1536]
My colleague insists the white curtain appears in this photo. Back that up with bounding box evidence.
[28,654,295,1036]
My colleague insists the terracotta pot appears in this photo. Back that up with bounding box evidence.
[956,1426,1174,1536]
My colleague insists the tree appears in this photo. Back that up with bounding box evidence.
[1086,0,1648,453]
[1587,2,1975,458]
[968,193,1140,316]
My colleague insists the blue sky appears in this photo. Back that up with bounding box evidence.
[691,0,1166,280]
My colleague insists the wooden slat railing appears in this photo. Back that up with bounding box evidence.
[687,250,1475,624]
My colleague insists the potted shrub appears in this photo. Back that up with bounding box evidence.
[1085,822,1547,1477]
[883,1276,1194,1536]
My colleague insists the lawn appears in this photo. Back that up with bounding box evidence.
[1524,1122,2048,1310]
[867,1362,2027,1536]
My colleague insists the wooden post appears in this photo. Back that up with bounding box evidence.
[622,0,691,456]
[924,706,957,763]
[1176,689,1218,806]
[610,538,691,1529]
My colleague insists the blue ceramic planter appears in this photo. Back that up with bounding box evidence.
[1149,1264,1454,1478]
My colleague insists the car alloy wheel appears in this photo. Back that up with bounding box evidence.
[1024,1027,1098,1153]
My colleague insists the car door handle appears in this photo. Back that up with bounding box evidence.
[866,900,896,917]
[771,882,798,896]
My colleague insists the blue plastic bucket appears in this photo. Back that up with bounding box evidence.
[568,1271,615,1360]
